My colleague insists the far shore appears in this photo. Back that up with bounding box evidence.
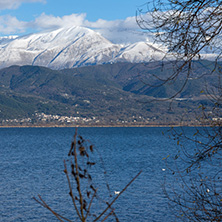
[0,123,210,128]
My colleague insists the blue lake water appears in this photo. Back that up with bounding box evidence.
[0,127,194,221]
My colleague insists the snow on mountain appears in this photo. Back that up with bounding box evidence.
[0,26,166,70]
[112,42,166,63]
[0,36,18,45]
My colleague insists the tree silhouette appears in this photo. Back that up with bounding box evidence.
[137,1,222,220]
[34,129,142,221]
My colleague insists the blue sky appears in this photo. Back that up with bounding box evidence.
[13,0,144,21]
[0,0,147,38]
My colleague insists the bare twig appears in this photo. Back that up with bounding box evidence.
[93,170,142,221]
[33,195,72,222]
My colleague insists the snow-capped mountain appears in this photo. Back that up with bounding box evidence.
[0,26,166,70]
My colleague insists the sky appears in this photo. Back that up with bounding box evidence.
[0,0,150,43]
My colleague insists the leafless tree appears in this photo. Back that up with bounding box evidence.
[137,0,222,99]
[34,129,141,221]
[137,1,222,220]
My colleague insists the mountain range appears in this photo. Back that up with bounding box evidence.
[0,25,218,71]
[0,26,219,125]
[0,26,165,70]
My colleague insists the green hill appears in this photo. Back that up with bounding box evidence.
[0,61,218,125]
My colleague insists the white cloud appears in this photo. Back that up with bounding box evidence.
[29,13,140,32]
[0,15,27,34]
[0,13,88,35]
[86,17,152,44]
[0,13,153,44]
[86,17,139,30]
[0,0,45,9]
[31,13,87,31]
[29,13,148,43]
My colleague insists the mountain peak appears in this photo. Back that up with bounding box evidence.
[0,26,165,70]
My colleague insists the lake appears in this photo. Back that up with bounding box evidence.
[0,127,193,221]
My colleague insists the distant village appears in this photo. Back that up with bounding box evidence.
[0,112,156,127]
[0,112,211,127]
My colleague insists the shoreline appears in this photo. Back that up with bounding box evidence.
[0,124,209,128]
